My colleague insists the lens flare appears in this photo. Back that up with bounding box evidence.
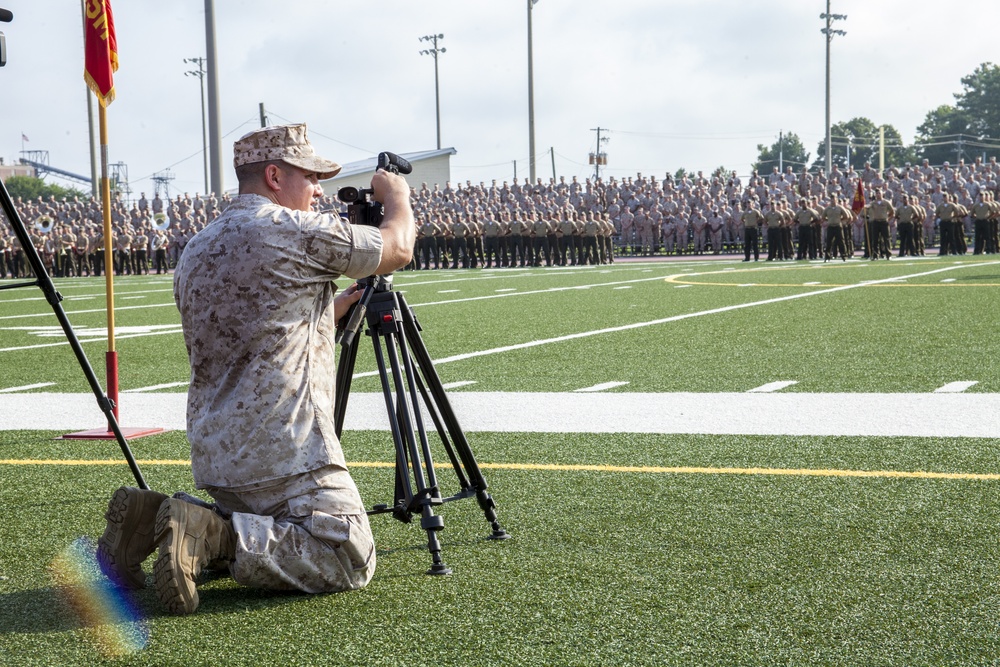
[48,536,149,657]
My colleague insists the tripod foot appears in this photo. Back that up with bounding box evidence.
[488,528,512,541]
[426,562,453,576]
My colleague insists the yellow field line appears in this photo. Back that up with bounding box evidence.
[1,459,997,481]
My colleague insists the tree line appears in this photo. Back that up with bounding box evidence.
[754,62,1000,174]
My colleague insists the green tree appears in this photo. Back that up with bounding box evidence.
[753,132,810,175]
[3,175,87,202]
[955,62,1000,142]
[813,118,915,171]
[914,104,972,166]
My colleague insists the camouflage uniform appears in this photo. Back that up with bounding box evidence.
[173,192,382,593]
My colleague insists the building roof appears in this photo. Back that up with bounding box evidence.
[325,147,457,182]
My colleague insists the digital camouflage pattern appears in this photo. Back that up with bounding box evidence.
[232,123,342,179]
[173,193,382,490]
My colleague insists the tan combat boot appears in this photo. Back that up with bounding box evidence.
[153,498,236,615]
[97,486,169,589]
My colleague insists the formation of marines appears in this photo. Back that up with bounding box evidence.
[2,155,1000,279]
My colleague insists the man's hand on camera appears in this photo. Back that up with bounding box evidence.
[370,169,416,275]
[371,168,412,208]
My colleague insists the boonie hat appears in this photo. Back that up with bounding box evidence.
[233,123,341,179]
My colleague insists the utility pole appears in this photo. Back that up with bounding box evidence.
[820,1,847,176]
[527,0,539,185]
[204,0,223,195]
[590,127,609,181]
[259,103,269,128]
[184,56,208,195]
[779,130,784,172]
[419,34,446,149]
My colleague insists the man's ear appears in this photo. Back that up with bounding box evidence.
[264,163,283,191]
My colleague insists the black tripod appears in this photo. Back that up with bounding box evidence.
[333,273,509,575]
[0,178,148,490]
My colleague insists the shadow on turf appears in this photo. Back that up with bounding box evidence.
[0,536,501,633]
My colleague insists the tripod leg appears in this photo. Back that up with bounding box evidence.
[396,293,509,541]
[368,300,452,573]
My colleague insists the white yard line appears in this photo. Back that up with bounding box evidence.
[748,381,798,393]
[123,381,190,393]
[0,382,56,393]
[575,382,630,392]
[934,381,978,393]
[1,391,998,438]
[441,381,477,389]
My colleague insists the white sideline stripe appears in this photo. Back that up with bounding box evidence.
[1,391,998,438]
[748,381,798,393]
[675,285,693,289]
[123,381,190,393]
[613,286,633,290]
[441,381,477,389]
[0,382,56,393]
[935,381,978,393]
[575,382,630,392]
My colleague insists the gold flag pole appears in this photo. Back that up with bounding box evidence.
[98,103,118,425]
[66,0,162,440]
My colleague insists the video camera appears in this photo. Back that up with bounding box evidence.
[0,8,12,67]
[337,151,412,227]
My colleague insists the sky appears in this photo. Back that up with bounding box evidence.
[1,0,998,200]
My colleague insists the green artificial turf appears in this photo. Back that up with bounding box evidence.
[1,430,999,666]
[1,256,999,665]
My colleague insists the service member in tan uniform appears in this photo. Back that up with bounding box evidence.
[823,194,852,261]
[971,191,993,255]
[741,202,762,262]
[450,214,471,269]
[865,189,895,260]
[482,212,503,268]
[764,202,784,261]
[531,212,553,266]
[895,195,919,257]
[795,199,819,260]
[556,210,579,266]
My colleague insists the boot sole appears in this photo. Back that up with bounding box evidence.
[153,500,200,615]
[97,487,161,590]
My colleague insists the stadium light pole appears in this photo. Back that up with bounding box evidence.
[527,0,538,185]
[820,1,846,175]
[419,34,446,150]
[184,57,209,195]
[203,0,223,195]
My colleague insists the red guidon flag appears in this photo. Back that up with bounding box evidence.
[83,0,118,106]
[851,179,865,215]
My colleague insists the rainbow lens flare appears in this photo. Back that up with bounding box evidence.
[48,536,149,657]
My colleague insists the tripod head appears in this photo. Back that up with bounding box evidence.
[335,152,412,347]
[0,8,12,67]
